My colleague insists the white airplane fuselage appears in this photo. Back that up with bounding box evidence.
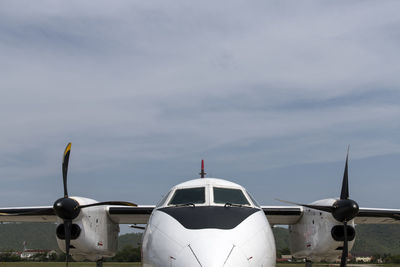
[141,178,276,267]
[56,179,352,266]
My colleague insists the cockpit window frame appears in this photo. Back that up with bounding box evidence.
[211,186,253,207]
[156,190,172,208]
[245,190,261,208]
[167,186,207,206]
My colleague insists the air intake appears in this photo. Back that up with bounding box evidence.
[56,224,81,240]
[331,225,355,242]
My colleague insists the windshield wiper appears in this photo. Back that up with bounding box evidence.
[175,202,195,208]
[224,203,243,208]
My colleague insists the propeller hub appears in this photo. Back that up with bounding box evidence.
[53,197,81,220]
[332,199,359,222]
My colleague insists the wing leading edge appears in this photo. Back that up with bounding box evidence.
[262,206,304,225]
[107,205,155,224]
[355,207,400,224]
[1,205,399,225]
[0,206,56,222]
[262,206,400,225]
[0,205,155,224]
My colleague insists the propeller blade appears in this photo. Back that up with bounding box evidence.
[64,219,72,267]
[340,147,350,200]
[62,143,72,198]
[130,225,146,230]
[340,221,348,267]
[79,201,137,209]
[275,199,334,213]
[274,198,304,206]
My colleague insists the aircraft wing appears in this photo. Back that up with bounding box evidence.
[2,205,399,225]
[107,205,155,224]
[0,206,56,222]
[262,206,400,225]
[108,205,400,225]
[262,206,304,225]
[355,207,400,224]
[0,205,155,224]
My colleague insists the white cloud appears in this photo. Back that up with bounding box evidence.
[0,1,400,205]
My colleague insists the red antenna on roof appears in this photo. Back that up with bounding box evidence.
[200,159,206,178]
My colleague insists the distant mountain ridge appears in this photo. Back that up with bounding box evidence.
[0,223,58,251]
[0,223,399,255]
[0,223,142,251]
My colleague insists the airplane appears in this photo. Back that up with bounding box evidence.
[0,143,400,267]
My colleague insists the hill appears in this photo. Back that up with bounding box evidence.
[272,227,289,251]
[351,224,400,255]
[0,222,400,256]
[118,233,142,249]
[0,223,143,252]
[0,223,57,251]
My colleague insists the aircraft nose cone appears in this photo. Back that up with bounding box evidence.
[172,237,249,267]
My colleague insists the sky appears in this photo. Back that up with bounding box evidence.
[1,0,400,224]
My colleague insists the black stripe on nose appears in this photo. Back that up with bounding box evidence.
[158,206,259,230]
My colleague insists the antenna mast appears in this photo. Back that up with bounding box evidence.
[199,159,206,178]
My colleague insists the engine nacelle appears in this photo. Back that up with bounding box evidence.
[288,199,356,262]
[56,197,120,262]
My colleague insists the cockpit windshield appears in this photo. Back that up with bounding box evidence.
[213,187,250,206]
[168,187,206,205]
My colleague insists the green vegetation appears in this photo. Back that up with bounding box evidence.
[1,262,400,266]
[0,223,143,262]
[117,233,142,249]
[2,222,400,263]
[0,223,143,252]
[107,246,141,262]
[352,225,400,255]
[0,223,57,251]
[3,264,400,267]
[273,227,289,252]
[3,265,400,267]
[0,264,140,266]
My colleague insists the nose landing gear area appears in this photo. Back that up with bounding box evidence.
[171,239,249,267]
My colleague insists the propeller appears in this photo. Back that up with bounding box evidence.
[54,142,76,266]
[54,143,138,266]
[277,148,359,267]
[2,143,137,266]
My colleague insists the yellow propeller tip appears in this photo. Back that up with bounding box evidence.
[64,143,72,156]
